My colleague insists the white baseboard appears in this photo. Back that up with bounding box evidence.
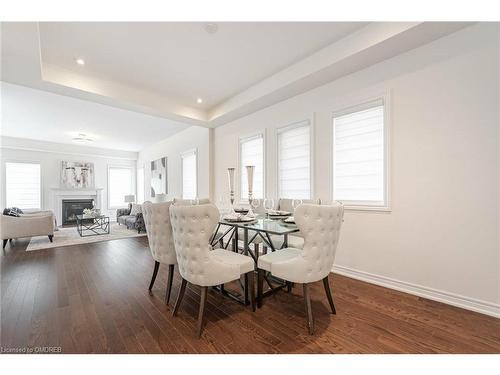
[332,264,500,319]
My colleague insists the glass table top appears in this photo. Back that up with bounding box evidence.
[219,215,298,235]
[76,214,107,220]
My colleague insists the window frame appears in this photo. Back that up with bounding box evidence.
[331,94,391,212]
[107,165,135,210]
[3,160,42,211]
[276,119,314,200]
[181,148,198,200]
[137,164,145,204]
[238,131,266,204]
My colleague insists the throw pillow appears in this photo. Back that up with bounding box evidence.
[3,207,21,217]
[130,203,142,216]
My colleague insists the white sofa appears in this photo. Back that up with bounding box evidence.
[1,211,55,248]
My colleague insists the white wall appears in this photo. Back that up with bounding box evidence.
[0,136,137,217]
[137,126,212,201]
[213,24,500,314]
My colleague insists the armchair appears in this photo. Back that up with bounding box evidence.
[116,204,146,233]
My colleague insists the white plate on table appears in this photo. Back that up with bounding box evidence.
[223,215,256,223]
[268,210,292,218]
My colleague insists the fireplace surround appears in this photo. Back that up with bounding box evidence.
[51,188,104,227]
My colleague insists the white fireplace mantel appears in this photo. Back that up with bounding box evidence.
[50,187,104,225]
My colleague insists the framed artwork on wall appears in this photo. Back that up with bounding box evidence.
[150,157,168,197]
[61,161,95,189]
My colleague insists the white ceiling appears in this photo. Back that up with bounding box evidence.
[38,22,367,110]
[1,22,473,151]
[1,82,187,152]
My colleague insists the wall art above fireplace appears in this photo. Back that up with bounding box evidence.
[60,161,95,189]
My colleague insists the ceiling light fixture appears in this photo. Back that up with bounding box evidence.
[72,133,93,144]
[204,23,218,34]
[197,98,203,104]
[75,58,85,65]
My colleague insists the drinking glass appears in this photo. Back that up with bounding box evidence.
[218,196,227,213]
[251,198,260,212]
[249,198,260,217]
[264,198,275,215]
[292,199,303,212]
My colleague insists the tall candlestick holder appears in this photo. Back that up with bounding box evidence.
[227,167,236,213]
[246,165,255,216]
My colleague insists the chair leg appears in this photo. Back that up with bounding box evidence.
[196,286,208,338]
[243,272,249,305]
[172,278,187,317]
[247,271,256,312]
[257,269,265,308]
[148,261,160,292]
[303,283,314,335]
[322,276,337,314]
[2,239,7,249]
[165,264,174,305]
[48,235,53,243]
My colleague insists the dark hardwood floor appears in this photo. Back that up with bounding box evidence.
[1,236,499,354]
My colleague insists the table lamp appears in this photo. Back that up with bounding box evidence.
[124,195,135,210]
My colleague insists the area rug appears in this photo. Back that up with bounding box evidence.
[26,223,147,251]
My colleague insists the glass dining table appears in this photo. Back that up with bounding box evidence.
[210,214,299,305]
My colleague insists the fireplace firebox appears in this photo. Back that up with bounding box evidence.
[62,199,94,225]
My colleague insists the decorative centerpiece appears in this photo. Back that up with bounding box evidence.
[83,208,100,217]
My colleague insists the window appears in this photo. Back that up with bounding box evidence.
[5,162,41,210]
[277,121,311,199]
[181,150,197,199]
[239,133,264,201]
[108,167,133,208]
[333,99,387,208]
[137,167,144,204]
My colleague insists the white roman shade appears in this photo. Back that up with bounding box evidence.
[333,99,386,207]
[108,167,133,208]
[277,121,311,199]
[240,134,264,200]
[182,150,197,199]
[5,162,41,210]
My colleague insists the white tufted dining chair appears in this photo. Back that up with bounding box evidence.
[169,203,255,337]
[173,197,211,205]
[236,198,319,254]
[173,198,226,249]
[142,201,178,305]
[267,198,321,250]
[256,203,344,335]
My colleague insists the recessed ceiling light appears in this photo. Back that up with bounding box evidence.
[72,133,93,144]
[75,58,85,66]
[204,23,218,34]
[197,98,203,104]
